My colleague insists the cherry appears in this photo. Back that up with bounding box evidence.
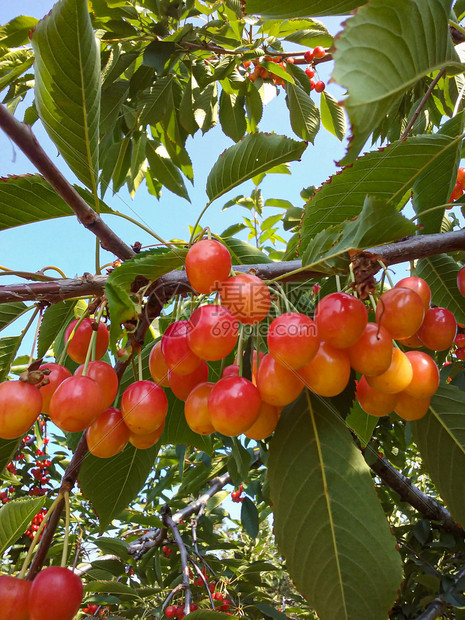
[75,360,118,409]
[315,292,367,349]
[314,80,325,92]
[395,276,431,309]
[49,375,105,432]
[148,341,170,387]
[64,318,109,364]
[417,307,457,351]
[38,363,71,414]
[184,382,215,434]
[304,50,314,62]
[28,567,83,620]
[165,606,178,618]
[121,380,168,435]
[375,288,425,340]
[256,354,303,407]
[244,401,281,440]
[161,320,202,376]
[305,67,315,79]
[455,333,465,347]
[0,381,42,439]
[347,322,393,376]
[404,351,439,399]
[169,360,209,402]
[458,266,465,297]
[298,342,351,397]
[185,239,232,294]
[394,392,430,421]
[220,273,271,324]
[267,312,319,369]
[208,376,261,436]
[0,575,31,620]
[222,364,240,378]
[187,304,238,361]
[366,348,413,394]
[129,420,165,449]
[313,46,326,58]
[86,407,130,458]
[356,377,398,417]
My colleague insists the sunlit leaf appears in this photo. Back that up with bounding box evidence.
[320,91,346,141]
[0,496,46,555]
[245,0,366,18]
[416,254,465,324]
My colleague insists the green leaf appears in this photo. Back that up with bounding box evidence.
[332,0,464,164]
[162,394,212,454]
[222,238,272,264]
[93,536,128,559]
[268,391,402,620]
[186,612,232,620]
[139,77,174,126]
[320,91,346,141]
[206,133,307,202]
[412,113,465,233]
[255,604,287,620]
[0,438,20,473]
[219,91,246,142]
[302,196,416,273]
[0,336,21,382]
[245,0,365,18]
[285,83,320,143]
[143,40,177,75]
[345,400,378,448]
[37,301,77,358]
[0,16,38,47]
[84,580,141,597]
[245,81,263,132]
[416,254,465,324]
[0,302,28,332]
[0,496,46,555]
[413,384,465,525]
[146,141,190,201]
[241,496,259,538]
[32,0,100,190]
[301,133,464,243]
[78,443,159,532]
[105,281,138,353]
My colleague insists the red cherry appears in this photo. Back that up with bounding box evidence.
[395,276,431,309]
[256,354,303,407]
[305,67,315,79]
[298,342,351,397]
[121,380,168,435]
[168,361,209,402]
[403,351,439,399]
[458,266,465,297]
[64,318,109,364]
[315,292,367,349]
[267,312,319,370]
[129,421,165,450]
[314,80,325,92]
[187,305,238,361]
[86,407,130,458]
[148,341,170,387]
[456,347,465,360]
[366,348,413,394]
[313,46,326,58]
[0,575,31,620]
[28,567,83,620]
[165,606,177,618]
[220,273,271,324]
[394,392,431,421]
[208,376,261,436]
[161,320,202,376]
[347,323,393,376]
[184,382,215,434]
[304,50,313,62]
[185,239,232,294]
[222,364,240,378]
[0,381,42,440]
[356,376,398,417]
[244,401,281,440]
[38,363,71,414]
[375,288,425,340]
[75,360,118,409]
[417,307,457,351]
[455,333,465,347]
[49,375,105,432]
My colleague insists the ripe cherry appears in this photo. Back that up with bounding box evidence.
[0,381,42,439]
[75,360,118,409]
[187,305,238,361]
[404,351,439,399]
[184,382,215,434]
[304,50,314,62]
[395,276,431,309]
[375,288,425,340]
[185,239,232,294]
[356,376,398,417]
[298,342,351,397]
[366,348,413,394]
[267,312,319,369]
[313,46,326,58]
[38,363,71,414]
[314,80,325,93]
[305,67,315,79]
[86,407,130,458]
[28,567,83,620]
[222,364,240,378]
[315,292,367,349]
[0,575,31,620]
[417,307,457,351]
[161,320,202,376]
[256,354,303,406]
[64,318,109,364]
[49,375,105,432]
[208,376,261,436]
[220,273,271,324]
[394,392,430,421]
[165,606,178,618]
[129,421,165,449]
[458,266,465,297]
[168,360,209,401]
[148,341,170,387]
[244,401,281,440]
[121,380,168,435]
[347,323,393,376]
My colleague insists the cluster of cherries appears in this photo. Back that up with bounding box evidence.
[0,566,83,620]
[165,567,232,617]
[245,46,326,92]
[231,484,244,503]
[449,167,465,202]
[24,508,47,542]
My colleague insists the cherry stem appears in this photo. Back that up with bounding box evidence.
[17,306,41,363]
[61,491,71,568]
[19,494,63,579]
[40,265,67,278]
[400,68,447,141]
[138,348,143,382]
[82,302,107,375]
[28,307,44,367]
[408,203,462,221]
[237,325,246,376]
[378,261,395,288]
[270,282,294,313]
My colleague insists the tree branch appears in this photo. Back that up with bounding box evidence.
[162,505,192,615]
[0,105,134,262]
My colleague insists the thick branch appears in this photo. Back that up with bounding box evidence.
[0,105,134,262]
[370,455,464,538]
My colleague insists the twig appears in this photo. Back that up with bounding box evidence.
[161,505,192,616]
[415,566,465,619]
[0,105,134,262]
[401,68,447,141]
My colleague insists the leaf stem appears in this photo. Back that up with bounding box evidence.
[61,491,70,568]
[408,203,461,221]
[189,201,213,246]
[111,211,178,249]
[400,68,447,141]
